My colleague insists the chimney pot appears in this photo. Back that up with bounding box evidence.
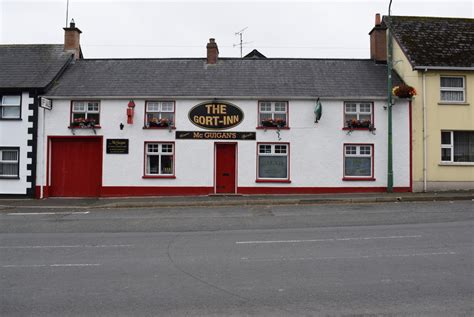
[375,13,381,26]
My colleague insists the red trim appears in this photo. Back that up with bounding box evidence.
[143,126,176,130]
[342,101,375,129]
[214,142,238,194]
[343,143,375,179]
[342,177,376,181]
[256,127,290,130]
[68,125,101,129]
[342,127,372,131]
[238,187,411,194]
[257,100,289,128]
[143,141,176,178]
[144,100,176,128]
[101,186,214,197]
[409,100,413,192]
[256,142,291,182]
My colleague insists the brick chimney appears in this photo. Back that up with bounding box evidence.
[63,19,82,60]
[206,38,219,64]
[369,13,387,63]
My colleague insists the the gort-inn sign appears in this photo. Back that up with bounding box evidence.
[189,101,244,130]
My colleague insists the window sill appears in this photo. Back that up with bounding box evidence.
[143,126,176,130]
[438,102,469,106]
[68,125,101,129]
[143,175,176,179]
[439,162,474,166]
[0,176,20,179]
[256,179,291,183]
[342,127,375,131]
[256,126,290,130]
[342,177,376,181]
[0,118,22,121]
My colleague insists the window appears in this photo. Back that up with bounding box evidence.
[145,142,175,176]
[344,102,373,128]
[71,101,100,126]
[1,95,21,119]
[145,101,175,128]
[344,144,374,179]
[257,143,289,181]
[258,101,288,128]
[0,147,19,178]
[440,76,465,102]
[441,131,474,163]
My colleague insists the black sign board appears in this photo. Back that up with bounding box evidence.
[188,101,244,130]
[176,131,256,140]
[106,139,129,154]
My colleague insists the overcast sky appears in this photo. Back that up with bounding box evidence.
[1,0,472,59]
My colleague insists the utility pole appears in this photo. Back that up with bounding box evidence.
[387,0,394,192]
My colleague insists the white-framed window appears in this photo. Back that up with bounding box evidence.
[145,101,175,128]
[257,143,289,180]
[1,95,21,119]
[344,144,374,178]
[0,147,19,178]
[259,101,288,127]
[71,101,100,125]
[344,102,373,127]
[441,131,474,163]
[145,142,174,176]
[440,76,465,102]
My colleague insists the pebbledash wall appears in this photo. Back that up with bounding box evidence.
[0,91,36,196]
[36,97,411,197]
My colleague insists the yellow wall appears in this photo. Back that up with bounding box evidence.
[392,39,474,190]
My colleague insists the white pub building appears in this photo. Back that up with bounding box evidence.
[36,33,411,197]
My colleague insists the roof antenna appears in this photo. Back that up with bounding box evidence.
[65,0,70,27]
[233,27,250,58]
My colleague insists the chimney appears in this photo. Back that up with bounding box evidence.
[369,13,387,63]
[206,38,219,64]
[63,19,82,60]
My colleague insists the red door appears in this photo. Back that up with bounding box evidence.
[215,143,236,194]
[49,137,102,197]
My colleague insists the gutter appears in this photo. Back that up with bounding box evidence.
[414,66,474,71]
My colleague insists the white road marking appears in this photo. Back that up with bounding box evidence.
[2,263,101,268]
[0,244,134,249]
[241,251,457,262]
[236,235,422,244]
[7,211,90,215]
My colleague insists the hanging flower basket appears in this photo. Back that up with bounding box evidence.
[71,118,96,127]
[261,118,286,128]
[346,119,375,131]
[392,84,417,99]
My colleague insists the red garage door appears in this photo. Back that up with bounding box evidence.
[49,137,102,197]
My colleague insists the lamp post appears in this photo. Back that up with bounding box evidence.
[387,0,394,192]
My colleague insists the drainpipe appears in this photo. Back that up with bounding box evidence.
[386,0,394,192]
[422,70,427,192]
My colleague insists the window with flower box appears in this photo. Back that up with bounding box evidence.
[343,144,374,180]
[70,101,100,127]
[344,102,373,129]
[258,101,288,128]
[441,131,474,163]
[145,101,175,128]
[1,95,21,119]
[440,76,465,103]
[144,142,175,177]
[257,143,290,182]
[0,147,19,178]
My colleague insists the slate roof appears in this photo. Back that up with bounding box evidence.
[0,44,73,89]
[385,16,474,69]
[46,58,400,98]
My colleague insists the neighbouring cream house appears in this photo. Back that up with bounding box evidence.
[370,15,474,192]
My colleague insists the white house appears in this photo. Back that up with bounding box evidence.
[37,39,411,197]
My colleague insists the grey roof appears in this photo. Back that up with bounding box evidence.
[0,44,73,89]
[46,58,400,98]
[385,16,474,68]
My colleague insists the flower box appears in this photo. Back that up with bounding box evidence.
[346,119,375,130]
[71,118,97,128]
[261,119,286,128]
[148,118,171,128]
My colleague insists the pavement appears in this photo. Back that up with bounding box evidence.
[1,190,473,210]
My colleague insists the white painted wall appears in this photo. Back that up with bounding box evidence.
[37,97,410,192]
[0,91,33,194]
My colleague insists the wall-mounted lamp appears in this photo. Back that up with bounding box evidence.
[120,123,124,130]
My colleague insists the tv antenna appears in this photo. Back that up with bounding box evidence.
[65,0,70,27]
[233,27,251,58]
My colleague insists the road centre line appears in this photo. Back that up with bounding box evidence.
[0,244,134,249]
[236,235,422,244]
[2,263,101,268]
[7,211,90,215]
[241,251,457,262]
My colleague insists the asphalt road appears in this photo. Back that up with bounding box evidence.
[1,201,473,316]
